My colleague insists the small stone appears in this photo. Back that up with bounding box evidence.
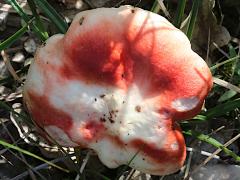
[24,57,33,67]
[5,87,22,102]
[24,38,37,54]
[12,52,25,63]
[0,86,12,101]
[0,11,8,31]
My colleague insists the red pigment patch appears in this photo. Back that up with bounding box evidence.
[60,23,129,89]
[129,121,186,165]
[130,138,185,165]
[59,22,165,91]
[106,134,126,148]
[80,121,105,141]
[59,19,180,96]
[26,91,73,132]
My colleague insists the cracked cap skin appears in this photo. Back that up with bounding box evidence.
[23,5,212,175]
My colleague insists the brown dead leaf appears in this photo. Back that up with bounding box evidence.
[181,0,231,65]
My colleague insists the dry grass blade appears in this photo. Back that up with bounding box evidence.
[125,169,136,180]
[186,147,220,159]
[0,119,38,180]
[75,151,91,180]
[11,157,68,180]
[7,148,46,180]
[0,139,70,173]
[209,126,226,136]
[213,77,240,93]
[212,42,230,58]
[80,151,91,173]
[205,133,240,164]
[157,0,171,18]
[183,130,240,161]
[1,50,22,83]
[183,150,193,179]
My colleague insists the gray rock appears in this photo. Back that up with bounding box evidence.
[190,164,240,180]
[24,38,37,54]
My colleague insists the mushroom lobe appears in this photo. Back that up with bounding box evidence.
[23,6,212,175]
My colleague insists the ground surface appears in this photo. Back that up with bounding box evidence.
[0,0,240,180]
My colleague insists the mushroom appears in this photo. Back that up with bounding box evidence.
[23,6,212,175]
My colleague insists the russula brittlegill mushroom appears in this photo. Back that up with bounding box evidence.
[23,6,212,175]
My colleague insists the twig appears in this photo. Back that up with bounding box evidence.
[1,50,22,83]
[209,126,225,136]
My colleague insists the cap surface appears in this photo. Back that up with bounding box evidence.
[23,5,212,175]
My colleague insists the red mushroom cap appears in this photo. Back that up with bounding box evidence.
[23,6,212,175]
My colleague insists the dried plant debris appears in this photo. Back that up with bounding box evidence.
[181,0,231,63]
[0,0,240,179]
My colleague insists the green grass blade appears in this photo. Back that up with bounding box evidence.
[181,115,208,125]
[210,56,240,71]
[186,0,201,40]
[218,90,237,102]
[228,44,237,58]
[151,0,161,13]
[183,130,240,162]
[33,0,68,34]
[192,114,208,121]
[228,44,240,78]
[0,19,34,51]
[0,139,70,173]
[204,99,240,119]
[174,0,187,28]
[4,0,29,20]
[4,0,47,41]
[27,0,49,39]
